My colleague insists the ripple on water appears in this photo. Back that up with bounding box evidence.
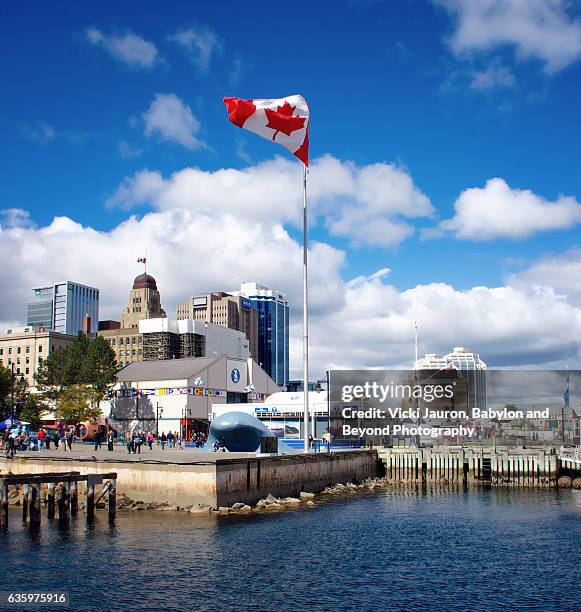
[0,487,579,612]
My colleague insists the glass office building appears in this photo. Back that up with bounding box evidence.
[27,281,99,335]
[232,283,289,387]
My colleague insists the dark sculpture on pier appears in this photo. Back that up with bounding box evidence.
[205,411,292,453]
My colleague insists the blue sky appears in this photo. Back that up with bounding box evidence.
[2,0,581,371]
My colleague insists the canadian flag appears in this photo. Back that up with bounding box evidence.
[223,95,309,165]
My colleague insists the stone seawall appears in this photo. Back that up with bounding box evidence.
[215,450,380,506]
[0,450,380,508]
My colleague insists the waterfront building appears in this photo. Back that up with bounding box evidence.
[176,292,258,361]
[101,355,280,435]
[138,318,251,361]
[0,326,74,387]
[230,282,289,387]
[415,346,487,411]
[99,272,167,368]
[27,281,99,335]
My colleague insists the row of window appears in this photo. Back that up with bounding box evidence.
[0,358,37,372]
[109,337,142,346]
[0,345,36,355]
[117,349,142,357]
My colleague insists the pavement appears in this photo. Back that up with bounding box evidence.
[5,442,264,463]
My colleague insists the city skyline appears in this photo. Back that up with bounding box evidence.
[2,1,581,377]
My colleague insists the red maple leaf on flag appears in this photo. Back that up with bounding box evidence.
[264,101,306,141]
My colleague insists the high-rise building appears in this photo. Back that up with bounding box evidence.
[230,282,289,387]
[415,346,487,411]
[176,292,258,361]
[27,281,99,335]
[121,274,166,328]
[99,272,166,368]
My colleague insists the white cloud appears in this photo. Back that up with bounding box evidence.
[470,65,515,89]
[86,28,158,68]
[142,93,205,150]
[0,208,35,229]
[436,0,581,73]
[107,155,433,247]
[169,25,222,71]
[24,122,55,143]
[2,208,581,374]
[117,141,143,159]
[439,178,581,240]
[507,248,581,307]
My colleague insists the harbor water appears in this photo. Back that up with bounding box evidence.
[0,487,579,611]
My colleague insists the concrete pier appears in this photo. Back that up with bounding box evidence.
[0,449,379,508]
[377,447,558,487]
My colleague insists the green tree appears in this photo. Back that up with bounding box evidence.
[36,333,117,396]
[18,394,46,429]
[54,384,103,426]
[0,364,11,417]
[0,365,46,426]
[35,333,117,425]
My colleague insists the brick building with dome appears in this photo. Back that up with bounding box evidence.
[98,272,167,368]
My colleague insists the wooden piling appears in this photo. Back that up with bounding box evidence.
[0,481,8,529]
[27,483,41,526]
[109,480,116,518]
[57,483,69,519]
[86,481,95,519]
[22,484,29,523]
[70,481,78,515]
[47,483,55,518]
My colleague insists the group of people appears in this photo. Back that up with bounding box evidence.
[122,430,208,453]
[125,431,153,454]
[1,425,76,458]
[1,424,211,458]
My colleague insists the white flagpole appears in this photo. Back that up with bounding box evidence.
[302,163,310,453]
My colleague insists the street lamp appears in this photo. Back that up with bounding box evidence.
[156,403,163,437]
[316,370,331,454]
[10,363,15,426]
[182,407,191,441]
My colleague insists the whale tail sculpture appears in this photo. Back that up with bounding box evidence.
[204,411,294,453]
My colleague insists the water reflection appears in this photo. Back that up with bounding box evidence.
[0,488,579,612]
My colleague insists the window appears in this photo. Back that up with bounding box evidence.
[111,339,115,346]
[25,368,29,375]
[119,338,124,345]
[17,347,21,354]
[38,346,42,353]
[8,348,12,354]
[26,357,29,364]
[26,346,30,354]
[0,349,2,355]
